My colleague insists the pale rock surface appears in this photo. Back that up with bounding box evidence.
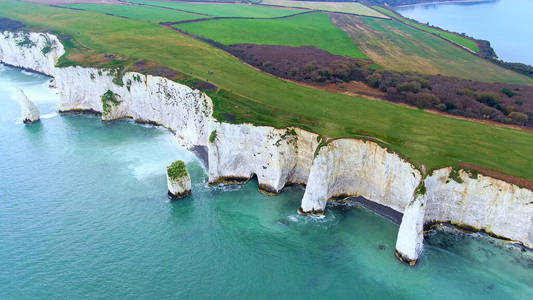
[300,139,422,213]
[424,168,533,248]
[395,193,427,265]
[208,123,318,192]
[16,87,39,124]
[0,31,212,148]
[166,165,192,199]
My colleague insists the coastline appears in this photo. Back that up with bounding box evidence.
[1,30,532,265]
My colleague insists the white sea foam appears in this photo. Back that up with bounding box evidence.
[40,113,57,119]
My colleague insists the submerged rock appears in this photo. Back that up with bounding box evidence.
[16,88,39,124]
[166,160,191,199]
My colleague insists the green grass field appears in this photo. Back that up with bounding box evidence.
[331,14,530,83]
[373,6,480,53]
[262,0,387,18]
[175,13,367,58]
[62,4,202,23]
[0,0,532,180]
[127,0,300,18]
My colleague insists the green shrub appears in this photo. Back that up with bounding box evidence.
[366,72,381,88]
[414,181,426,195]
[101,90,121,114]
[508,112,528,124]
[406,92,440,108]
[167,160,188,180]
[501,87,516,97]
[448,167,463,183]
[397,81,421,93]
[475,92,501,107]
[457,88,474,96]
[209,130,217,143]
[435,103,446,111]
[41,35,54,55]
[481,106,497,118]
[16,34,35,48]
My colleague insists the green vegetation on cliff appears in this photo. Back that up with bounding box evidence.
[167,160,188,180]
[0,0,532,181]
[101,90,121,114]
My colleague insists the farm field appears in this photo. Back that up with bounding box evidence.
[261,0,387,18]
[62,3,202,22]
[0,0,532,180]
[330,14,529,83]
[373,6,480,53]
[126,0,301,18]
[175,13,367,58]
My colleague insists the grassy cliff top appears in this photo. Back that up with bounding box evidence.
[167,160,188,180]
[1,0,532,181]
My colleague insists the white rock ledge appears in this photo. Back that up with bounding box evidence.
[2,30,532,266]
[16,87,39,124]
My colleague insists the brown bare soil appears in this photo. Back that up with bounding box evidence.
[459,163,533,190]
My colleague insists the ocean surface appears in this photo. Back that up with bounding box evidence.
[396,0,533,65]
[0,64,532,299]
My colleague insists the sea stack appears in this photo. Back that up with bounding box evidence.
[166,160,191,199]
[16,88,40,124]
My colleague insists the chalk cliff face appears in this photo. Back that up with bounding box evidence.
[395,193,427,265]
[2,30,532,265]
[300,139,422,213]
[208,123,318,192]
[0,31,212,148]
[424,168,533,248]
[16,87,40,124]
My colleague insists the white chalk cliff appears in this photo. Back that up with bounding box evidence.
[16,87,39,123]
[1,30,531,265]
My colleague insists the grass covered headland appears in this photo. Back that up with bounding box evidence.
[1,0,532,182]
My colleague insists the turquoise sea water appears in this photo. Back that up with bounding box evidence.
[396,0,533,65]
[1,65,532,299]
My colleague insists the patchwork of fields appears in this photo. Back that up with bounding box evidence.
[373,6,480,53]
[331,14,529,83]
[127,0,302,18]
[175,12,368,58]
[1,0,532,180]
[63,3,202,22]
[261,0,388,18]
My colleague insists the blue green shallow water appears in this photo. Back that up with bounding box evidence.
[1,65,532,299]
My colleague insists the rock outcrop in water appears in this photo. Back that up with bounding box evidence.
[1,30,531,266]
[16,87,39,124]
[166,160,191,199]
